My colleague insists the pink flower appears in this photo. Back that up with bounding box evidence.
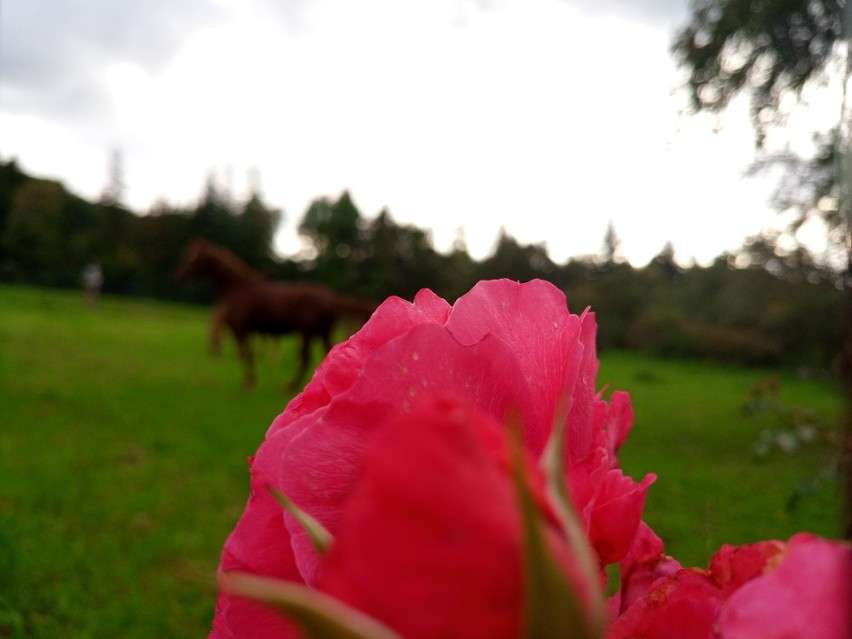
[608,522,683,618]
[211,279,654,637]
[607,532,852,639]
[317,396,598,638]
[717,533,852,639]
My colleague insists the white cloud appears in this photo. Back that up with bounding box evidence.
[0,0,814,267]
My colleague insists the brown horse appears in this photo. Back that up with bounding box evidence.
[176,237,376,389]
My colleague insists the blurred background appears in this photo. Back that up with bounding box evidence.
[0,0,848,368]
[1,0,846,268]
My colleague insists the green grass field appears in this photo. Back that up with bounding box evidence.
[0,285,845,638]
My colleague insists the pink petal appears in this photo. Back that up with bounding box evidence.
[614,522,682,615]
[717,533,852,639]
[607,570,722,639]
[280,324,537,584]
[564,310,600,466]
[212,435,307,637]
[209,589,302,639]
[587,468,656,565]
[446,279,584,455]
[318,397,566,639]
[707,539,785,597]
[269,289,451,435]
[604,390,633,461]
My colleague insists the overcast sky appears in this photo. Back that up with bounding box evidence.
[0,0,837,266]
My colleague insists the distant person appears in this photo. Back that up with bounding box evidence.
[82,262,103,307]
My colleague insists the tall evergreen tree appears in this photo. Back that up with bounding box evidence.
[233,190,281,269]
[192,171,236,246]
[298,190,363,258]
[297,191,365,291]
[672,0,847,252]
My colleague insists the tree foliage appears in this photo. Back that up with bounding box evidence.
[0,159,844,372]
[672,0,845,144]
[672,0,848,262]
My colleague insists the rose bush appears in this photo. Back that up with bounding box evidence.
[608,526,852,639]
[211,278,850,638]
[212,279,654,638]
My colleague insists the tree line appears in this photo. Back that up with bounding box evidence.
[0,158,844,373]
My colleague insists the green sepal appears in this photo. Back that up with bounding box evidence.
[218,570,402,639]
[268,485,333,554]
[540,412,606,636]
[508,419,603,639]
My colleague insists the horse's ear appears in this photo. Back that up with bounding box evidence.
[188,237,215,259]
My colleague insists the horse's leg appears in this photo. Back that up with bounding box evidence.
[287,333,312,391]
[321,326,333,354]
[209,302,227,356]
[237,335,256,389]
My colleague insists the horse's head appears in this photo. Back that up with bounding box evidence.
[175,237,264,293]
[175,237,210,281]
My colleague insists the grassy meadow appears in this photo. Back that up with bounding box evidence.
[0,284,845,638]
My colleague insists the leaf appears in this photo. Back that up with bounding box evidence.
[218,570,402,639]
[268,485,333,554]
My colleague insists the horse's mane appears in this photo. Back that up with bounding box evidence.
[331,292,378,322]
[202,240,263,283]
[178,238,264,293]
